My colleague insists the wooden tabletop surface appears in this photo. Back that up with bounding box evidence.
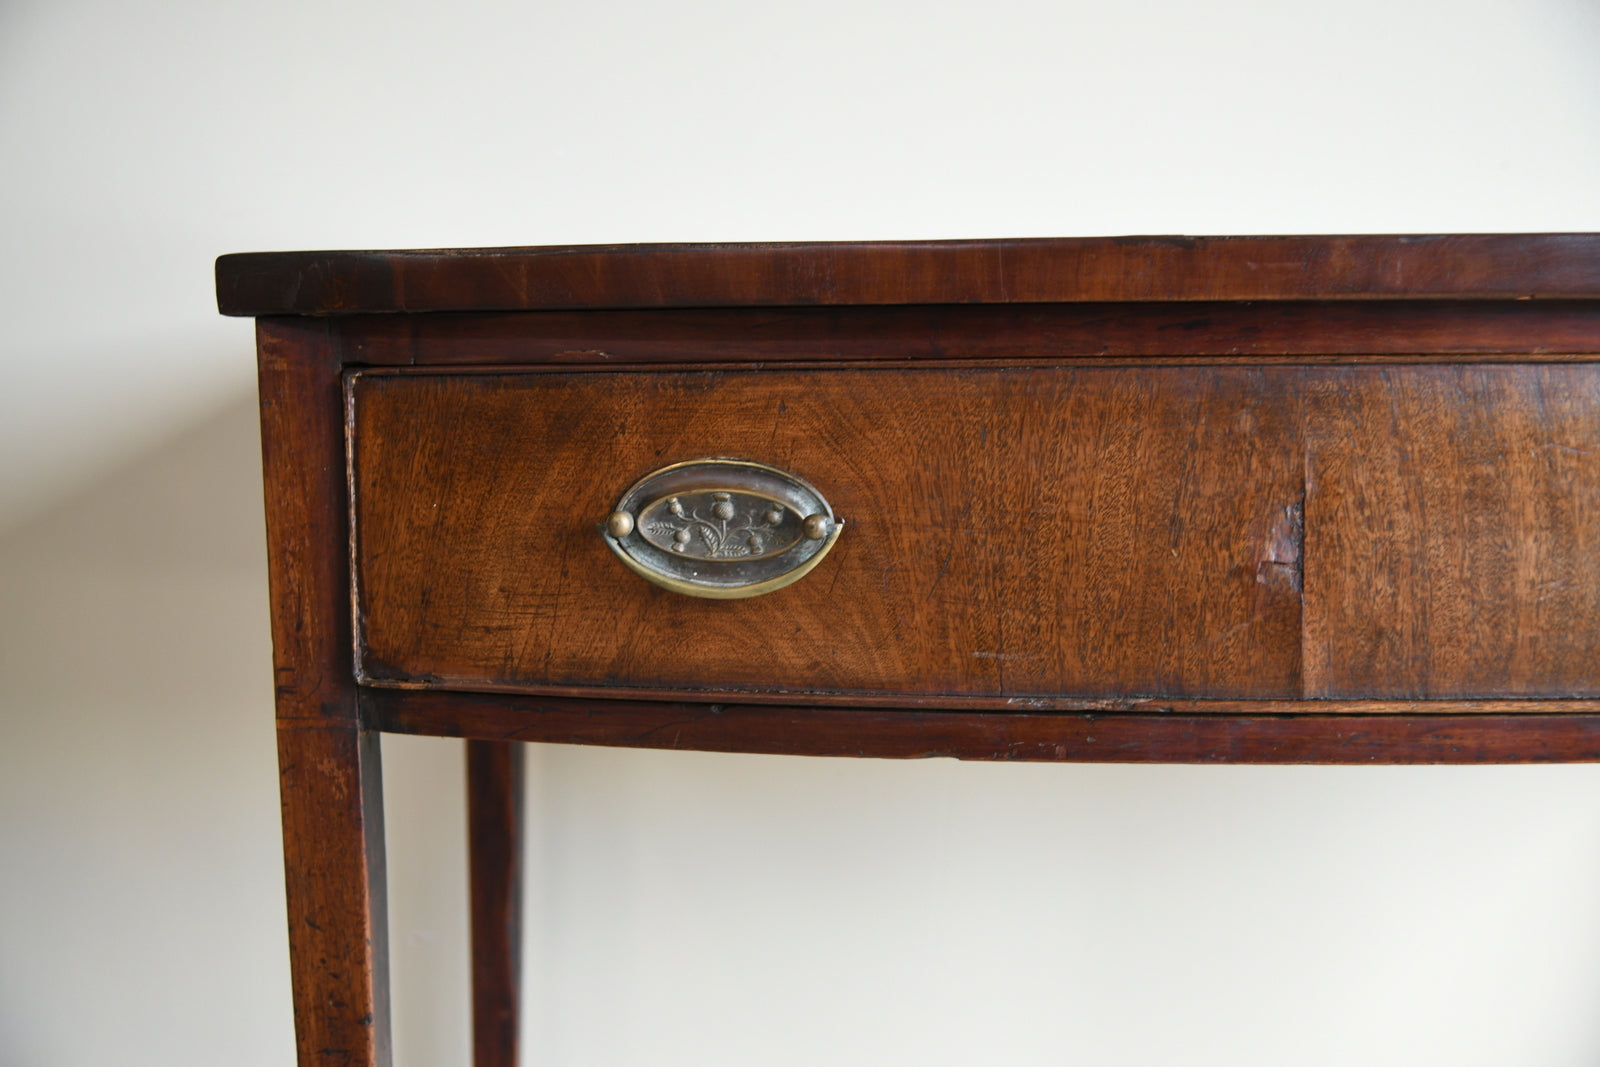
[216,234,1600,316]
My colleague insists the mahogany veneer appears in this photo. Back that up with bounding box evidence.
[222,235,1600,1067]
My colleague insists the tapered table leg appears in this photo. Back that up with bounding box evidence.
[258,318,392,1066]
[279,724,391,1066]
[468,740,526,1067]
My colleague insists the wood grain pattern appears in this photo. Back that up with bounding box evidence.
[217,235,1600,316]
[366,688,1600,764]
[351,362,1600,705]
[1304,365,1600,697]
[468,741,524,1067]
[338,301,1600,368]
[258,318,391,1066]
[258,318,357,725]
[351,366,1307,702]
[278,725,391,1067]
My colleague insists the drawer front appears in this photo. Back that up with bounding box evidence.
[349,364,1600,704]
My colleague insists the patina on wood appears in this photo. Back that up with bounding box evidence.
[237,236,1600,1067]
[218,234,1600,316]
[348,362,1600,706]
[351,365,1308,702]
[258,318,391,1067]
[366,689,1600,765]
[334,300,1600,367]
[468,741,524,1067]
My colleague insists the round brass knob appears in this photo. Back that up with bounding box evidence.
[606,511,635,538]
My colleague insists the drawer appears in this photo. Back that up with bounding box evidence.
[349,363,1600,705]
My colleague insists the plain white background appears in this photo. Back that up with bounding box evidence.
[4,0,1600,1063]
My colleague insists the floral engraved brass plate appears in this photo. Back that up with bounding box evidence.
[638,491,805,559]
[600,458,843,599]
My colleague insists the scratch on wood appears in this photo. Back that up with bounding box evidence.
[313,755,350,802]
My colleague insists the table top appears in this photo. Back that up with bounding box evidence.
[215,234,1600,317]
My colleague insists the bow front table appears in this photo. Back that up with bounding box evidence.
[216,235,1600,1067]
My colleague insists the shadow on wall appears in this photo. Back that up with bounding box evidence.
[0,394,293,1067]
[0,391,473,1067]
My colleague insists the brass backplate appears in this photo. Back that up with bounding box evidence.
[600,458,842,599]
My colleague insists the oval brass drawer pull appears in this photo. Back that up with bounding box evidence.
[600,458,843,599]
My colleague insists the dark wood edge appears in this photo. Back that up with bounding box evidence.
[336,301,1600,367]
[218,234,1600,316]
[354,676,1600,715]
[365,689,1600,764]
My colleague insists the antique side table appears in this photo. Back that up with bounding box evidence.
[218,236,1600,1067]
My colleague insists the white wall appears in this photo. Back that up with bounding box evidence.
[3,0,1600,1064]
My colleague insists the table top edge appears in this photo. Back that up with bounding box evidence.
[216,233,1600,317]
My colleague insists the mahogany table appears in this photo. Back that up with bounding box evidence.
[218,235,1600,1067]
